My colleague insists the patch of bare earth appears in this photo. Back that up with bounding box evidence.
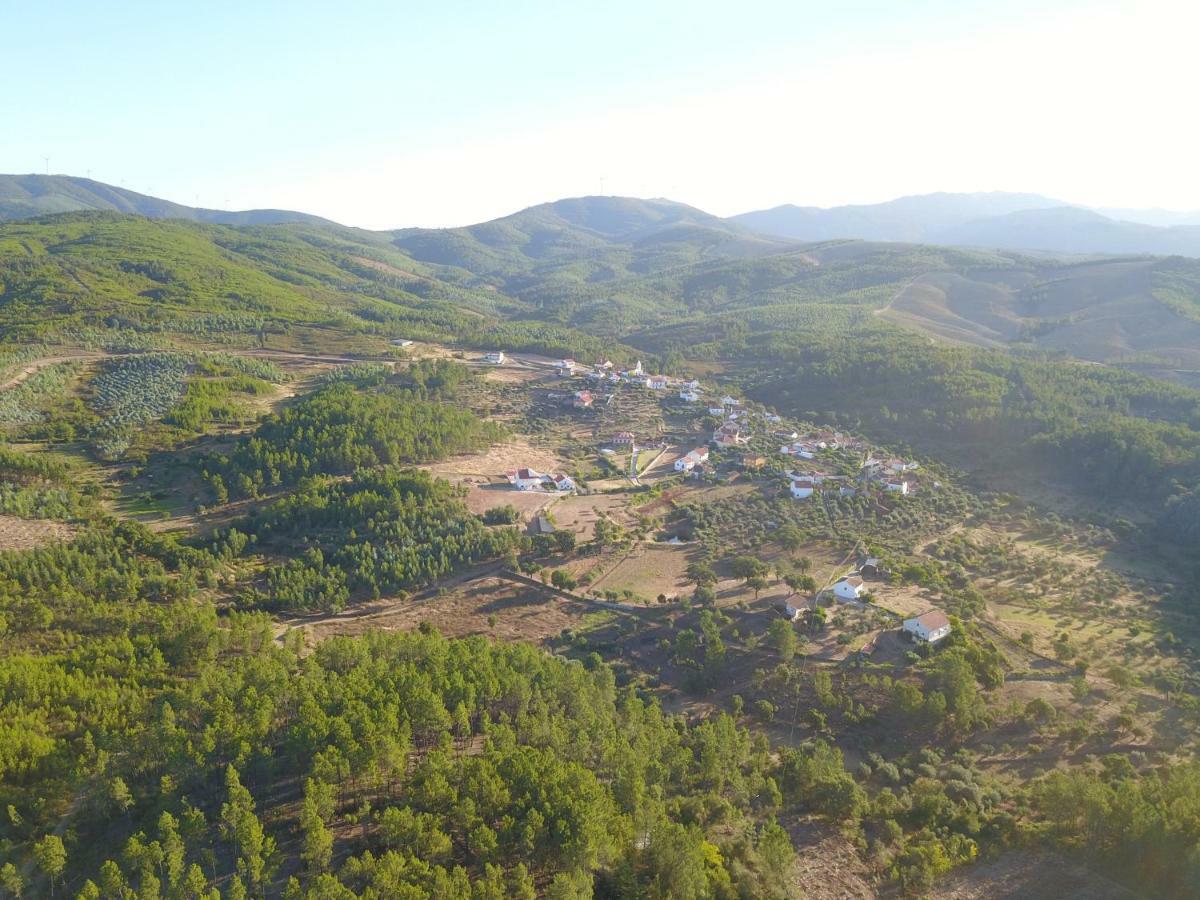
[424,437,564,517]
[545,492,633,541]
[287,577,593,648]
[0,515,75,550]
[929,850,1134,899]
[785,819,875,899]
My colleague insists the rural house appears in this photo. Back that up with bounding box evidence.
[674,447,709,472]
[903,610,952,644]
[505,468,545,491]
[790,479,818,499]
[833,576,867,601]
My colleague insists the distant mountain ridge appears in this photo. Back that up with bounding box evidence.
[732,192,1064,243]
[0,174,336,227]
[734,191,1200,258]
[390,196,792,291]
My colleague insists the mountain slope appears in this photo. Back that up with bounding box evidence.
[0,174,335,227]
[933,206,1200,256]
[0,211,517,344]
[731,192,1062,242]
[391,196,793,286]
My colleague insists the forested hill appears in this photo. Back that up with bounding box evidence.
[0,174,334,227]
[390,196,793,286]
[0,211,639,362]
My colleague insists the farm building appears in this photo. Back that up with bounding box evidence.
[783,593,807,620]
[549,473,577,492]
[713,424,747,446]
[903,610,952,644]
[572,390,594,409]
[833,576,867,601]
[527,516,556,536]
[506,468,545,491]
[389,339,414,347]
[674,447,710,472]
[790,479,818,499]
[483,351,506,364]
[860,557,885,577]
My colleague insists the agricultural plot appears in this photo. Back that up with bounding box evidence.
[88,352,190,457]
[586,543,699,602]
[0,361,83,427]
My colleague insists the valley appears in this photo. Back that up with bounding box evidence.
[0,195,1197,898]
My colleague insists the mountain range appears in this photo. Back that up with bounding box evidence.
[732,192,1200,258]
[0,174,334,227]
[2,175,1199,384]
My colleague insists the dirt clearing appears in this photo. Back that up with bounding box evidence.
[289,577,593,647]
[930,849,1134,899]
[0,515,76,550]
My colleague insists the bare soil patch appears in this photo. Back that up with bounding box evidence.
[929,849,1134,899]
[546,492,633,541]
[291,577,595,647]
[785,818,875,899]
[424,437,565,517]
[0,514,76,550]
[588,543,699,601]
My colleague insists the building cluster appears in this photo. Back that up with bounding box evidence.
[779,430,865,459]
[504,468,577,493]
[787,454,922,500]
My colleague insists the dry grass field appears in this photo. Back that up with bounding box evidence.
[287,576,596,648]
[0,514,75,550]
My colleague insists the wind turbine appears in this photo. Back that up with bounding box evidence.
[41,156,50,176]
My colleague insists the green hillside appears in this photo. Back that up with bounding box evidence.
[0,174,334,226]
[0,212,518,346]
[391,196,792,291]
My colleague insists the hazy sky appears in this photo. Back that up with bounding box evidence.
[4,0,1196,228]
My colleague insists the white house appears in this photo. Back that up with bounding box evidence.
[505,467,544,491]
[646,375,670,390]
[679,389,701,403]
[903,610,952,644]
[708,406,727,416]
[484,351,506,365]
[713,424,747,446]
[720,395,738,407]
[790,479,817,499]
[612,431,635,446]
[674,447,709,472]
[549,473,577,493]
[884,479,911,495]
[833,576,867,601]
[784,593,806,621]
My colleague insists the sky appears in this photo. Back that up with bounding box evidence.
[3,0,1198,229]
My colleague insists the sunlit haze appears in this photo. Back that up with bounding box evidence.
[4,0,1197,228]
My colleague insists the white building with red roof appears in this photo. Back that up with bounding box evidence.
[903,610,952,644]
